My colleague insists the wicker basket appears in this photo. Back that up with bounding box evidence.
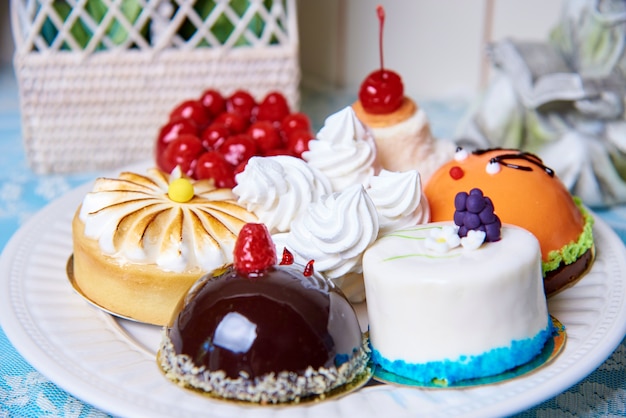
[11,0,300,173]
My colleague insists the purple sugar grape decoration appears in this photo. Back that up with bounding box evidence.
[453,188,502,242]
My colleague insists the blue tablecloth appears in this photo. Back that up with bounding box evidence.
[1,63,625,417]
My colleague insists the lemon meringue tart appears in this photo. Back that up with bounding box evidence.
[71,167,257,325]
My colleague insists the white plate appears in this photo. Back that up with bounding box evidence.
[1,181,626,418]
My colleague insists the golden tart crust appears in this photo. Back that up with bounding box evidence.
[72,215,208,325]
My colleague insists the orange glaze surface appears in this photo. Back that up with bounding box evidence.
[424,149,584,260]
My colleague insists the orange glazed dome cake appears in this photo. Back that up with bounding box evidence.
[71,167,257,325]
[424,148,594,296]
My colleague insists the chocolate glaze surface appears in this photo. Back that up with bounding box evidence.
[544,247,595,297]
[167,264,363,379]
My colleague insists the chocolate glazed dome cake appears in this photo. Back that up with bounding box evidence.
[157,223,370,404]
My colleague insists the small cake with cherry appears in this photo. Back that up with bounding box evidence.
[158,223,370,404]
[352,6,455,182]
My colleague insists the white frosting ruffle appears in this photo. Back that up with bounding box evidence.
[233,156,331,234]
[232,106,434,301]
[284,184,378,277]
[367,169,430,235]
[303,106,379,192]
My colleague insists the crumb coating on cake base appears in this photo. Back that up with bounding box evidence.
[371,320,553,384]
[157,332,371,404]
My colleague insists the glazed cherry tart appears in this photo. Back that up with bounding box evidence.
[155,89,314,187]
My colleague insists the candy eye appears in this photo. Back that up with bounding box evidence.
[454,147,469,162]
[450,166,464,180]
[486,159,501,175]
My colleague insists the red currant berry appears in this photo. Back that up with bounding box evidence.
[220,134,258,167]
[199,89,226,117]
[200,122,230,151]
[286,129,314,158]
[160,134,204,177]
[226,90,258,121]
[195,151,236,188]
[214,111,249,134]
[257,92,290,124]
[155,119,198,157]
[247,120,282,154]
[169,100,211,129]
[281,112,311,138]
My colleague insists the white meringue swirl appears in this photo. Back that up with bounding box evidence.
[232,156,332,234]
[303,106,379,192]
[367,169,430,235]
[277,184,379,279]
[78,168,256,273]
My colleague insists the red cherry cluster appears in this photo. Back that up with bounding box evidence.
[155,90,315,188]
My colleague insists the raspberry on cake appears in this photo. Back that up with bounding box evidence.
[158,223,370,404]
[424,147,595,296]
[71,167,257,325]
[363,188,554,385]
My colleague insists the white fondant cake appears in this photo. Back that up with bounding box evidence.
[362,222,552,384]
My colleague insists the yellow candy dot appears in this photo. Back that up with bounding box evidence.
[168,178,195,203]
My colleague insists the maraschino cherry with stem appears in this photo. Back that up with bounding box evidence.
[358,5,404,114]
